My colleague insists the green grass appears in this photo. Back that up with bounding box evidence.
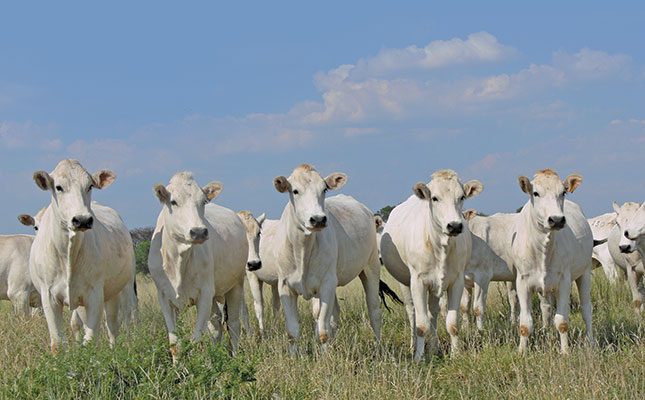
[1,269,644,399]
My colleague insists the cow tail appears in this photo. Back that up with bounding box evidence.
[379,280,403,312]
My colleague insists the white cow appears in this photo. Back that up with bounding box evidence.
[0,234,39,316]
[459,210,514,331]
[148,172,247,361]
[607,202,645,313]
[380,170,483,360]
[29,159,134,354]
[20,207,138,332]
[272,164,382,353]
[588,212,620,281]
[512,169,594,353]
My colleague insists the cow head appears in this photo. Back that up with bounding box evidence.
[518,169,581,231]
[32,159,115,232]
[273,163,346,233]
[153,172,222,245]
[612,201,643,253]
[413,170,483,237]
[18,206,48,233]
[237,211,266,271]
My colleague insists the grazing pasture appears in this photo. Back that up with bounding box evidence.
[1,269,644,399]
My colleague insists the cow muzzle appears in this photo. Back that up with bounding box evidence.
[547,216,566,230]
[71,215,93,231]
[247,260,262,271]
[188,227,209,244]
[308,215,327,231]
[446,221,463,236]
[619,244,634,254]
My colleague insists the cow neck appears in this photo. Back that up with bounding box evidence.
[284,204,317,288]
[46,207,86,284]
[160,225,195,299]
[521,203,556,275]
[424,217,456,296]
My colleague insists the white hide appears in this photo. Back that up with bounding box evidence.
[380,170,483,360]
[588,212,620,281]
[148,172,247,361]
[29,160,134,354]
[512,169,593,354]
[0,234,40,316]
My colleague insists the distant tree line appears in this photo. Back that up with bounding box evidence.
[130,227,153,274]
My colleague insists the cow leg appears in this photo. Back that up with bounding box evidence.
[193,287,215,342]
[317,276,338,351]
[506,281,518,325]
[446,275,464,356]
[539,292,555,330]
[240,281,250,334]
[516,277,533,353]
[104,295,121,347]
[71,308,84,341]
[359,267,382,342]
[10,291,31,318]
[554,274,572,354]
[400,284,416,353]
[331,294,340,338]
[207,300,224,344]
[278,278,299,355]
[460,286,472,330]
[271,284,281,317]
[427,294,441,358]
[224,282,243,352]
[625,265,645,314]
[473,277,490,331]
[246,271,265,332]
[157,291,180,361]
[41,289,66,354]
[410,273,430,361]
[575,268,595,347]
[312,298,321,340]
[83,286,105,344]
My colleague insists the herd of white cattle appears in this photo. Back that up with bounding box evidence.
[2,159,645,362]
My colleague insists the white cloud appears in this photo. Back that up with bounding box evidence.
[553,48,631,80]
[0,120,61,151]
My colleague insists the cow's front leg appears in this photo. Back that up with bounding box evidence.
[516,277,533,353]
[194,286,215,342]
[224,281,244,351]
[104,295,121,347]
[400,283,416,353]
[575,267,595,347]
[157,290,180,362]
[473,277,490,331]
[554,273,572,354]
[40,288,66,354]
[409,272,430,361]
[83,285,105,344]
[246,271,265,332]
[279,278,299,355]
[317,275,338,351]
[446,274,464,356]
[506,281,518,325]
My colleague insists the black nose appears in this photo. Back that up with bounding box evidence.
[309,215,327,228]
[447,222,463,235]
[548,216,566,229]
[619,244,633,253]
[189,227,209,241]
[71,216,93,230]
[247,260,262,271]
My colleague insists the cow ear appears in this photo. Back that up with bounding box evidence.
[374,215,384,230]
[518,175,532,194]
[92,170,116,190]
[413,182,431,200]
[18,214,35,226]
[153,183,171,203]
[563,174,582,193]
[463,209,477,222]
[257,213,266,226]
[325,173,347,191]
[203,181,223,201]
[464,180,483,199]
[612,201,620,214]
[33,170,53,191]
[273,176,290,193]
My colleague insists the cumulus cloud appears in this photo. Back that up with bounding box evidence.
[0,121,62,151]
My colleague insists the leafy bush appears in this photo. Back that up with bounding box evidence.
[135,241,151,275]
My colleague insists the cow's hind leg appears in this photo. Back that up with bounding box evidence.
[576,268,595,347]
[400,284,415,353]
[104,295,121,347]
[359,265,382,342]
[224,282,244,352]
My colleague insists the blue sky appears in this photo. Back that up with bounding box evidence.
[2,1,645,234]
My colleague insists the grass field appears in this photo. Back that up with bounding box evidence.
[1,268,644,399]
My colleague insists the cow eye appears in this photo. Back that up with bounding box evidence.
[170,200,178,206]
[34,227,39,231]
[460,195,466,201]
[293,190,299,195]
[533,192,539,197]
[87,184,93,192]
[561,191,566,197]
[323,188,328,194]
[431,196,439,202]
[55,185,63,192]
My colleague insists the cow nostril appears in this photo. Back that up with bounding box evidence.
[86,216,93,228]
[71,217,79,227]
